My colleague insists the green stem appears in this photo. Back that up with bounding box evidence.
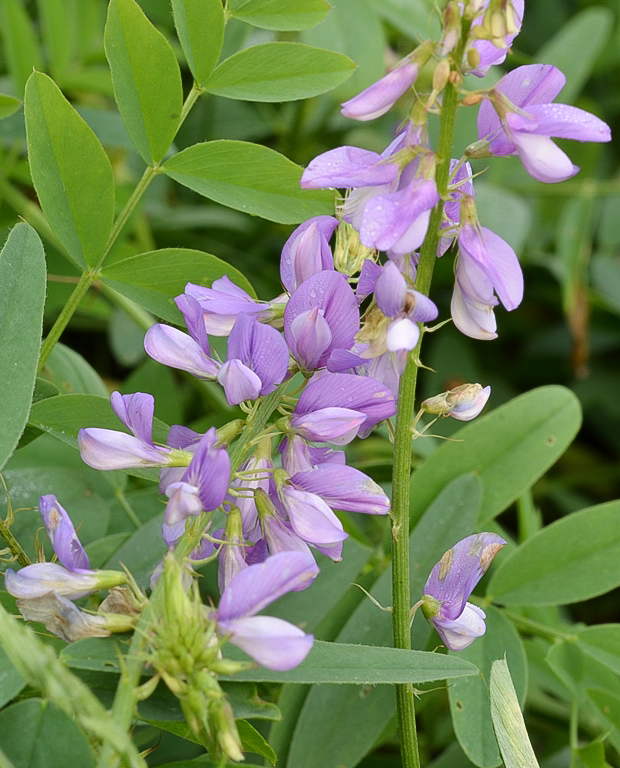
[38,271,95,372]
[499,609,575,642]
[390,33,469,768]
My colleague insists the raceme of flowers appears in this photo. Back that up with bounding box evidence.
[7,0,611,678]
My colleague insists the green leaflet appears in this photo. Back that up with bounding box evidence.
[0,224,46,473]
[228,0,330,30]
[171,0,225,86]
[24,72,115,269]
[203,42,355,101]
[490,659,540,768]
[104,0,183,165]
[162,140,334,224]
[488,500,620,605]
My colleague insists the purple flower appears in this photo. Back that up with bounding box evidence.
[341,61,418,121]
[300,147,400,190]
[79,392,172,470]
[217,314,290,405]
[467,0,524,76]
[184,276,278,336]
[164,428,230,526]
[280,216,338,293]
[279,435,345,476]
[39,495,90,572]
[144,295,220,379]
[421,533,506,651]
[4,563,121,600]
[214,552,318,670]
[451,218,523,340]
[477,64,611,182]
[295,372,396,432]
[359,178,440,255]
[278,484,348,553]
[284,271,359,371]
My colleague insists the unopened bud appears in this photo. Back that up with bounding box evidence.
[432,59,451,93]
[465,138,492,158]
[467,47,481,70]
[448,71,463,87]
[421,383,490,421]
[461,91,484,106]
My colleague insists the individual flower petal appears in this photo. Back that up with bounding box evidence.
[375,261,407,318]
[39,495,89,572]
[458,223,524,311]
[300,147,399,189]
[110,391,155,445]
[508,130,578,183]
[78,428,171,470]
[295,372,396,430]
[451,280,498,340]
[217,615,314,670]
[217,359,262,405]
[290,407,366,445]
[290,464,390,515]
[386,317,420,352]
[217,551,319,620]
[144,323,219,379]
[341,62,418,121]
[284,272,360,370]
[280,216,338,293]
[280,487,348,547]
[4,563,100,599]
[16,593,111,643]
[359,179,440,255]
[185,277,273,336]
[431,603,487,651]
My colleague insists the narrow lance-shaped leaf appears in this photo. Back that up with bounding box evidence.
[490,659,540,768]
[448,607,527,768]
[171,0,225,86]
[228,0,331,31]
[488,500,620,606]
[162,140,334,224]
[25,72,115,269]
[0,224,47,472]
[202,42,355,102]
[104,0,183,165]
[37,0,75,79]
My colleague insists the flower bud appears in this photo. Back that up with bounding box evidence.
[421,383,491,421]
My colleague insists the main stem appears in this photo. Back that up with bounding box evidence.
[390,71,463,768]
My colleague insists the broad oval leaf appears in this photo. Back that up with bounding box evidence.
[162,140,334,224]
[0,699,94,768]
[202,42,355,101]
[488,500,620,606]
[410,386,582,527]
[448,607,527,768]
[25,72,115,269]
[0,646,26,709]
[221,641,479,684]
[104,0,183,165]
[229,0,331,31]
[171,0,225,86]
[0,224,46,472]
